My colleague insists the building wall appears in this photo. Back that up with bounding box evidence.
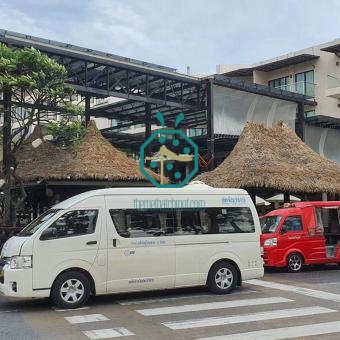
[217,42,340,119]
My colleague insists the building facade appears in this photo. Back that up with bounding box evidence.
[217,39,340,163]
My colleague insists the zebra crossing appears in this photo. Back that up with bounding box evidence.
[56,280,340,339]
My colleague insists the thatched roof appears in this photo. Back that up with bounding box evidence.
[16,126,71,181]
[196,122,340,194]
[16,121,161,184]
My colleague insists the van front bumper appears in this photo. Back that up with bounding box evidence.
[0,263,33,298]
[0,265,49,299]
[262,247,286,267]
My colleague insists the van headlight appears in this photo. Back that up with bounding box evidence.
[264,238,277,246]
[9,256,32,269]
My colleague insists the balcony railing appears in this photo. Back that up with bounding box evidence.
[272,81,316,98]
[327,74,340,89]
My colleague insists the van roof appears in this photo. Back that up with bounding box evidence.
[265,201,340,216]
[293,201,340,208]
[53,182,249,210]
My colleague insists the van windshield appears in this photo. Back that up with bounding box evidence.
[17,209,61,236]
[261,215,282,234]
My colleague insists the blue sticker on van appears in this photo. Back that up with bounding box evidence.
[222,196,247,205]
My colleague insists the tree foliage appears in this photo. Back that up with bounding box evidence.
[0,43,83,226]
[0,43,68,95]
[46,119,86,150]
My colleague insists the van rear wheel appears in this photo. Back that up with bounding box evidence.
[51,271,91,309]
[287,253,303,273]
[207,261,237,294]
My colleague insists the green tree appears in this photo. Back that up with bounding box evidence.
[0,43,82,226]
[46,119,86,150]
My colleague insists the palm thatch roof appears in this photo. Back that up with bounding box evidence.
[16,125,71,182]
[196,122,340,194]
[16,121,162,184]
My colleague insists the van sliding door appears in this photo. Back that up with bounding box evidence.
[105,196,175,293]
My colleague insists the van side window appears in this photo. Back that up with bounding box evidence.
[109,209,175,238]
[109,207,255,237]
[174,210,202,234]
[205,207,255,234]
[40,210,98,240]
[174,207,254,234]
[281,216,302,232]
[316,208,340,234]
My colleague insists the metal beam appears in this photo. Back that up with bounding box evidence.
[206,81,215,170]
[296,102,305,140]
[145,102,152,158]
[85,95,91,126]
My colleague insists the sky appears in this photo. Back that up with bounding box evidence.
[0,0,339,75]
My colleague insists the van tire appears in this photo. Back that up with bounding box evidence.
[207,261,237,294]
[287,253,303,273]
[51,271,91,309]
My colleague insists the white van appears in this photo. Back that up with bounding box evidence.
[0,183,263,309]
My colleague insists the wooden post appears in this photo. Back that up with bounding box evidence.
[283,192,290,203]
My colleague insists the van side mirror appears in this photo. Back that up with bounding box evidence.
[39,231,50,241]
[280,225,288,234]
[40,228,56,240]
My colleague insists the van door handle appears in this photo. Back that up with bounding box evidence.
[113,239,117,247]
[86,241,97,245]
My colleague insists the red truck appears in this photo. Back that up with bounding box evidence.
[260,201,340,272]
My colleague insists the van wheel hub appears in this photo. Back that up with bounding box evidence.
[289,255,302,271]
[215,268,233,289]
[60,279,85,303]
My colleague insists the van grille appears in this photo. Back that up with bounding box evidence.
[262,250,268,264]
[0,258,8,284]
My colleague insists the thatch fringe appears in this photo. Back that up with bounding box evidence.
[196,122,340,194]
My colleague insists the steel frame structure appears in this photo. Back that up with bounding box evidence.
[0,29,316,165]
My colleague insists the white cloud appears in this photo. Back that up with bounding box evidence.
[0,3,57,39]
[0,0,339,74]
[68,1,152,58]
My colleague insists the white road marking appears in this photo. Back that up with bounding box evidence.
[197,321,340,340]
[65,314,109,324]
[52,306,90,312]
[246,279,340,302]
[117,289,257,306]
[83,327,135,339]
[0,310,18,313]
[136,297,292,316]
[162,306,336,330]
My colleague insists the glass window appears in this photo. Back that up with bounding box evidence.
[316,207,340,234]
[305,110,315,118]
[268,76,290,91]
[261,215,282,234]
[204,207,255,234]
[110,207,255,237]
[18,209,61,236]
[295,70,314,97]
[281,216,302,232]
[40,210,98,240]
[109,209,175,237]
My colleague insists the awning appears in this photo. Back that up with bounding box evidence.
[266,194,301,203]
[321,42,340,54]
[256,196,271,206]
[224,54,320,76]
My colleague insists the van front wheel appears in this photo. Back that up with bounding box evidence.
[207,262,237,294]
[287,253,303,273]
[51,271,91,309]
